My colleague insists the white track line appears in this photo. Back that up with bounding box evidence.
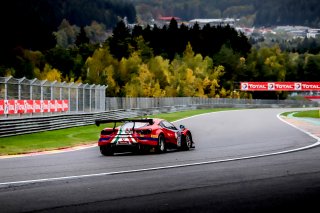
[0,110,319,187]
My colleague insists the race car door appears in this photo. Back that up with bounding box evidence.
[160,120,179,146]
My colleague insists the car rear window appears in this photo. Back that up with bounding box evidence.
[121,122,148,129]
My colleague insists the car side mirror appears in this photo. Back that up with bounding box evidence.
[180,125,185,129]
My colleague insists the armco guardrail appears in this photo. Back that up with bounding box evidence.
[105,97,318,111]
[0,99,318,138]
[0,109,136,138]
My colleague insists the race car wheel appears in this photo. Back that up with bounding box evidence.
[100,145,114,156]
[181,133,192,151]
[156,134,166,153]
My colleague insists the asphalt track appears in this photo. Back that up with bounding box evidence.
[0,108,320,213]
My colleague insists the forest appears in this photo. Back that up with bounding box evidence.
[0,0,135,63]
[0,0,320,100]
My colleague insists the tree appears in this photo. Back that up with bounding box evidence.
[35,64,62,82]
[45,47,75,77]
[107,20,132,60]
[124,64,165,97]
[148,56,171,89]
[84,21,108,44]
[53,19,80,48]
[134,36,154,62]
[303,54,320,81]
[75,27,90,47]
[85,47,118,85]
[104,65,120,96]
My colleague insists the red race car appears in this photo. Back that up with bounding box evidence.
[95,118,195,156]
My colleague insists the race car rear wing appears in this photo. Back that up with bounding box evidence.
[95,119,154,127]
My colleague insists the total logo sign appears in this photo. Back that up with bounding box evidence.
[268,83,275,90]
[241,82,320,91]
[241,83,248,90]
[240,82,268,91]
[295,83,302,90]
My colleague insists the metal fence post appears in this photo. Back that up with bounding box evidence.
[89,84,94,112]
[18,77,25,100]
[102,85,107,111]
[68,82,73,113]
[50,80,57,100]
[4,76,12,100]
[40,80,47,101]
[60,82,66,100]
[76,83,80,113]
[30,78,37,100]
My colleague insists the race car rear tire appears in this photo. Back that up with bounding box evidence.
[181,133,192,151]
[156,134,166,153]
[100,145,114,156]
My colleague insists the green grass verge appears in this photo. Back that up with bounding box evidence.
[281,110,320,119]
[0,108,237,156]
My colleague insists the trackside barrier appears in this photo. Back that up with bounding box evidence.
[105,97,318,110]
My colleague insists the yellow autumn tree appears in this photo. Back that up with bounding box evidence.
[104,65,120,96]
[118,52,142,86]
[85,47,118,84]
[148,56,171,89]
[124,63,165,97]
[35,64,62,82]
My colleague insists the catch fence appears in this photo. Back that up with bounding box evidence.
[0,76,106,118]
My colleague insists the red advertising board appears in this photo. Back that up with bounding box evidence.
[56,100,63,112]
[63,100,69,111]
[34,100,41,113]
[301,82,320,90]
[6,100,15,114]
[41,100,49,113]
[241,82,320,91]
[240,82,269,91]
[49,100,56,112]
[0,99,69,115]
[25,100,34,113]
[0,100,4,115]
[17,100,25,114]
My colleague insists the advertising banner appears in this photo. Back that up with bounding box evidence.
[56,100,63,112]
[34,100,41,113]
[241,82,320,91]
[240,82,269,91]
[17,100,25,114]
[0,100,4,115]
[26,100,34,113]
[0,99,69,115]
[41,100,49,113]
[301,82,320,90]
[49,100,56,112]
[63,100,69,111]
[6,100,15,114]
